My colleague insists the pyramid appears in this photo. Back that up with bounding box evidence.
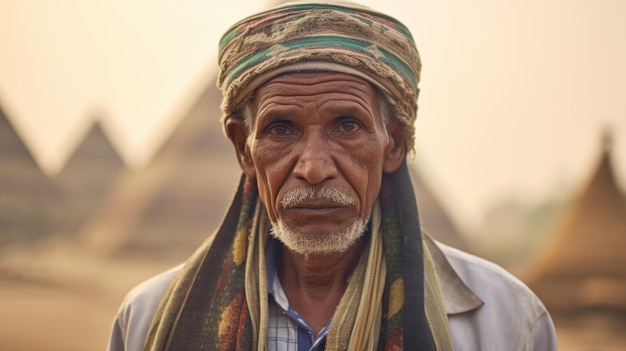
[526,133,626,314]
[0,105,61,244]
[78,80,241,257]
[411,166,468,250]
[118,82,241,257]
[55,120,125,236]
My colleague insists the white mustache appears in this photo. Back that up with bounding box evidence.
[280,187,354,208]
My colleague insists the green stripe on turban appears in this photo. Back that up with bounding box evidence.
[217,0,422,152]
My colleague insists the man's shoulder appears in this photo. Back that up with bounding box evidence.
[436,242,541,307]
[119,266,182,335]
[108,264,183,351]
[122,264,183,309]
[438,243,528,286]
[433,241,557,350]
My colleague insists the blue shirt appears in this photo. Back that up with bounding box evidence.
[266,238,329,351]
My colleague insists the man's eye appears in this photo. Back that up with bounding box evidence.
[335,118,362,133]
[267,123,293,136]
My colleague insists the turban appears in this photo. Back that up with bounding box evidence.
[217,0,422,152]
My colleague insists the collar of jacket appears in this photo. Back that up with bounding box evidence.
[424,234,484,315]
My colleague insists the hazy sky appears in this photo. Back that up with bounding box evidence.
[1,0,625,231]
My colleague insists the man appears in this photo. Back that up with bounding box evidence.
[108,1,557,350]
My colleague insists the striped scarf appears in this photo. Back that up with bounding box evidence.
[142,161,453,350]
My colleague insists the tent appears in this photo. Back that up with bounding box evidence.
[526,134,626,314]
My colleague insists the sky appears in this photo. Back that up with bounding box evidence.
[1,0,625,232]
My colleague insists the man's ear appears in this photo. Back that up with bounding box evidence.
[383,117,407,173]
[225,117,256,179]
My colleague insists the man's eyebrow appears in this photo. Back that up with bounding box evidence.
[323,102,373,117]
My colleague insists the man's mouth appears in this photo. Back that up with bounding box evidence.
[287,200,348,210]
[280,186,354,210]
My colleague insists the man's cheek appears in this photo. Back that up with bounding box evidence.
[256,181,277,221]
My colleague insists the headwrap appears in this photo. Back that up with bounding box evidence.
[217,0,422,152]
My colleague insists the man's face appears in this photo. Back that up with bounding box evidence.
[241,72,398,254]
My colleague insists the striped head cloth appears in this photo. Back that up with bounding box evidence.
[217,0,422,152]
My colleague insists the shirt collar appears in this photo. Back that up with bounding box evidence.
[424,233,484,315]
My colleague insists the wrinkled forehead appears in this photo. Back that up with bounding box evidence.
[248,64,394,113]
[251,71,383,114]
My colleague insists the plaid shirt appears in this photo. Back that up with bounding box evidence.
[266,239,330,351]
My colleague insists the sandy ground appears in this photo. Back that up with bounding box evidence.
[0,242,178,351]
[0,242,624,351]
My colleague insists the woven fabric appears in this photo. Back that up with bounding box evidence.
[217,0,422,152]
[142,160,453,350]
[325,202,385,350]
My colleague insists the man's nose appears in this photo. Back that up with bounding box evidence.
[292,133,338,185]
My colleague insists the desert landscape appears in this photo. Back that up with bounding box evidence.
[3,1,626,349]
[2,50,625,351]
[0,241,176,351]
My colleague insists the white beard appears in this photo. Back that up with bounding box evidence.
[270,217,368,255]
[271,186,369,255]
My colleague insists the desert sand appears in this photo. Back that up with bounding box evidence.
[0,241,177,351]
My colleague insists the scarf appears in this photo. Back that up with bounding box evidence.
[142,160,453,350]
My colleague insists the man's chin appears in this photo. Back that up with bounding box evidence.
[269,219,368,255]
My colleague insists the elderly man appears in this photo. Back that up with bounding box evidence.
[107,1,557,350]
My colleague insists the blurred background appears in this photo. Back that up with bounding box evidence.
[1,0,625,350]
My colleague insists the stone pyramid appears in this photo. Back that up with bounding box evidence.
[54,120,125,237]
[411,166,468,250]
[78,80,240,258]
[0,106,61,244]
